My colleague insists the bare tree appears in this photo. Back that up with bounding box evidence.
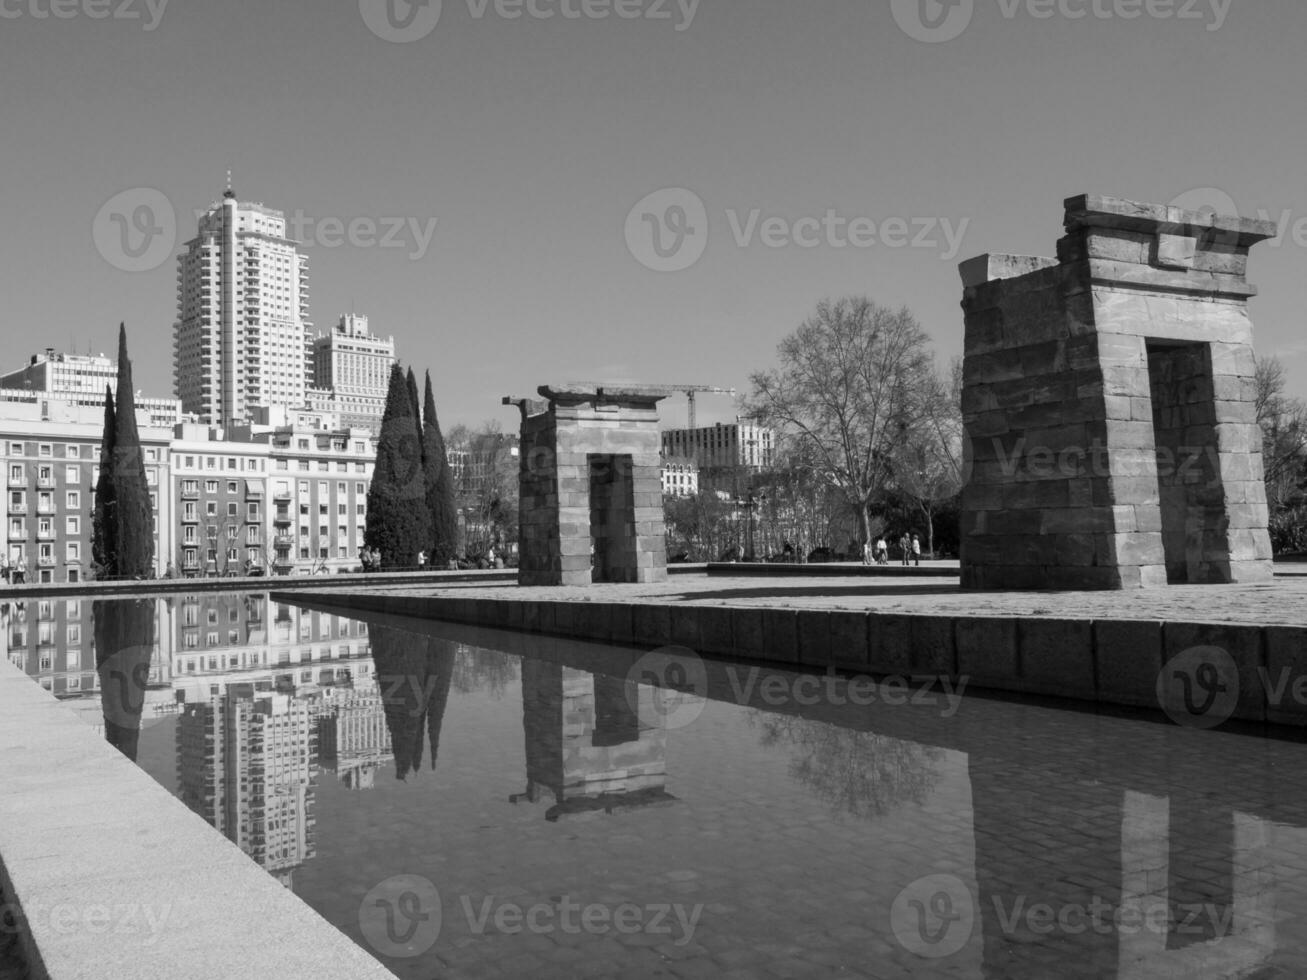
[892,358,964,556]
[746,297,935,548]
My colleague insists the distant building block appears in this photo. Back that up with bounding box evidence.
[958,194,1278,590]
[505,385,671,587]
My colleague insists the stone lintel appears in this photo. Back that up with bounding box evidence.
[1063,193,1279,247]
[539,384,673,409]
[959,253,1059,288]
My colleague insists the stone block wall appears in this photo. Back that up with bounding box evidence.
[508,386,670,587]
[959,194,1277,590]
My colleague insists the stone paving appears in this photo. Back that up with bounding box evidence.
[287,566,1307,628]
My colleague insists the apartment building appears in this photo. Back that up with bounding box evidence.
[1,402,171,582]
[0,351,183,428]
[308,314,395,433]
[174,187,313,425]
[660,421,776,494]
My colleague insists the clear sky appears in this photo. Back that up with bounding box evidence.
[2,0,1305,429]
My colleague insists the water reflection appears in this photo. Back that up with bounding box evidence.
[92,598,157,761]
[370,625,456,781]
[15,597,1307,976]
[510,661,676,822]
[750,713,944,819]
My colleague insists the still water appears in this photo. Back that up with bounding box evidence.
[8,592,1307,979]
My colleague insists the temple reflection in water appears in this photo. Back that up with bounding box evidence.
[511,661,676,822]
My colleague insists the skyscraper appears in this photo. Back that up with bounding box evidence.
[173,186,312,426]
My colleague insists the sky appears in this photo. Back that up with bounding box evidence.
[1,0,1305,430]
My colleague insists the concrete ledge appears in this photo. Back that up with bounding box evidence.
[276,589,1307,730]
[0,659,397,980]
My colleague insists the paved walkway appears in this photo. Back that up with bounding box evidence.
[306,568,1307,628]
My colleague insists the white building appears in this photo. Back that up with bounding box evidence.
[660,456,699,497]
[308,314,395,433]
[174,187,313,426]
[661,421,776,494]
[1,350,184,428]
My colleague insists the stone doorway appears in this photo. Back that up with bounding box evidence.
[1145,341,1225,584]
[589,454,637,584]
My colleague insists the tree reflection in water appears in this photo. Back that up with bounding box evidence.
[93,598,157,762]
[451,646,517,698]
[369,624,457,781]
[750,712,943,819]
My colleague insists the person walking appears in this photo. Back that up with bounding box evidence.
[862,539,873,566]
[912,534,922,567]
[13,556,26,586]
[0,558,9,584]
[875,535,888,565]
[898,532,911,566]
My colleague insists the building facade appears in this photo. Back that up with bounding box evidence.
[174,188,313,426]
[0,350,183,428]
[660,421,776,494]
[308,314,395,433]
[660,457,699,497]
[1,403,171,582]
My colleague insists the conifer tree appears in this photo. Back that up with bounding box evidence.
[423,371,459,566]
[364,365,430,568]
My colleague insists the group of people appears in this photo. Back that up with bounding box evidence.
[0,556,26,585]
[863,532,922,567]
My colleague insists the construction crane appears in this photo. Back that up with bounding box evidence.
[567,383,736,429]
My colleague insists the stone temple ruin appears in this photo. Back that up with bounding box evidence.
[959,194,1277,591]
[505,385,670,587]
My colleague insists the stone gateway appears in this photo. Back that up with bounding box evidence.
[958,194,1276,590]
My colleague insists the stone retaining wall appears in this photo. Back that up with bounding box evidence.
[279,590,1307,728]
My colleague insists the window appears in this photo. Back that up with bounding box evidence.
[184,526,196,543]
[206,502,217,517]
[227,481,238,494]
[318,482,328,496]
[66,542,80,561]
[66,490,80,509]
[205,480,218,493]
[67,624,81,645]
[38,444,51,458]
[8,464,22,483]
[7,442,23,456]
[227,502,238,517]
[37,492,52,513]
[65,517,79,535]
[355,483,365,495]
[247,503,259,521]
[338,504,347,516]
[8,518,22,538]
[64,466,79,484]
[183,502,197,521]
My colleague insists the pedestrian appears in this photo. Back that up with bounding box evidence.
[862,539,873,566]
[898,532,910,566]
[912,534,922,567]
[875,535,888,565]
[0,558,9,584]
[13,556,26,585]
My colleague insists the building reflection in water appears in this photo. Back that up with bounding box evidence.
[511,660,676,822]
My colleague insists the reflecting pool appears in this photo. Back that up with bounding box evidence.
[8,593,1307,978]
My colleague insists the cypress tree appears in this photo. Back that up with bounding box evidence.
[92,386,117,575]
[111,325,155,578]
[406,367,422,434]
[423,372,459,566]
[365,364,429,568]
